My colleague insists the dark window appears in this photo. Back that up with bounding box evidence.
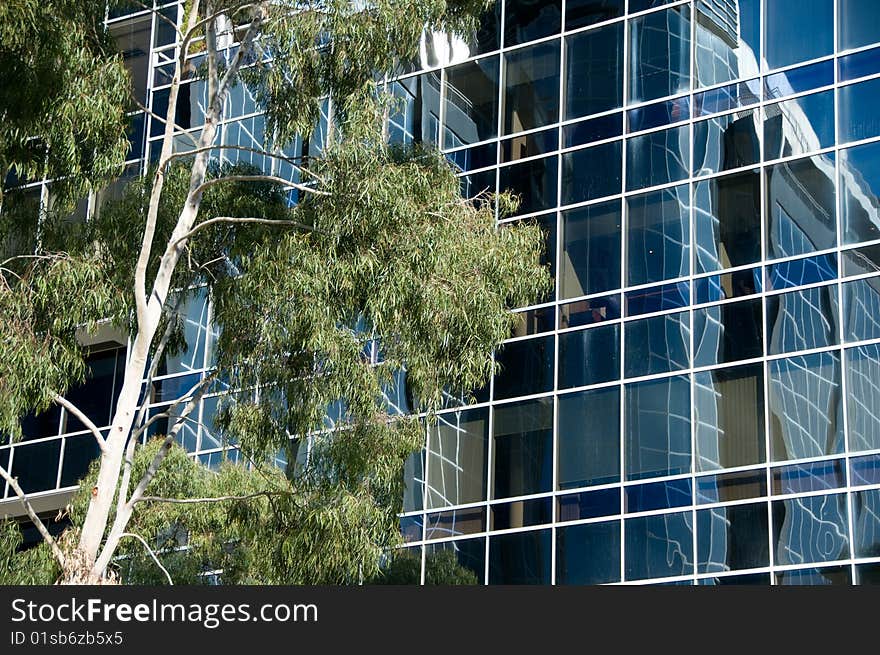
[628,5,691,104]
[560,199,622,299]
[626,184,690,285]
[694,170,761,274]
[493,335,554,400]
[504,41,561,134]
[443,56,500,149]
[697,502,770,573]
[492,399,554,498]
[499,155,559,216]
[565,0,623,30]
[764,91,834,161]
[693,298,763,367]
[626,125,690,191]
[489,528,552,584]
[693,111,760,177]
[772,494,849,565]
[562,141,623,205]
[564,22,624,120]
[558,324,620,389]
[624,311,690,377]
[625,511,693,580]
[557,386,620,489]
[427,408,489,509]
[556,521,621,584]
[625,375,692,480]
[504,0,561,47]
[425,538,486,585]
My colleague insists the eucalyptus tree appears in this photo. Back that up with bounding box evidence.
[0,0,550,584]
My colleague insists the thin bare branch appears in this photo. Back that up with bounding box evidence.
[191,174,328,201]
[171,216,322,248]
[0,465,66,567]
[132,100,200,149]
[135,490,286,505]
[117,532,174,585]
[53,394,106,453]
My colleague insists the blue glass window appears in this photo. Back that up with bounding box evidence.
[625,478,692,513]
[625,125,690,190]
[504,0,561,47]
[626,184,690,285]
[561,199,622,299]
[565,22,624,120]
[697,502,769,573]
[499,155,559,216]
[624,311,690,377]
[772,493,849,565]
[425,538,485,585]
[764,0,833,71]
[489,528,552,584]
[557,487,620,521]
[840,140,880,246]
[628,5,691,104]
[504,40,561,134]
[766,285,839,355]
[771,460,845,495]
[557,386,620,489]
[845,344,880,453]
[764,91,835,160]
[557,521,621,584]
[693,298,763,367]
[443,56,499,149]
[625,511,693,580]
[492,399,554,498]
[625,375,692,481]
[558,324,620,389]
[494,334,554,400]
[565,0,623,31]
[839,0,880,51]
[693,170,761,273]
[562,140,623,205]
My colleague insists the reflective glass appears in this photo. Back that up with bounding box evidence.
[492,399,554,498]
[493,334,554,400]
[489,528,552,584]
[561,140,623,205]
[628,6,691,104]
[624,311,690,378]
[696,470,767,504]
[693,110,760,176]
[838,46,880,83]
[764,0,833,71]
[766,285,840,355]
[501,127,557,163]
[765,60,834,98]
[563,113,623,148]
[63,348,125,432]
[777,566,851,584]
[694,80,760,117]
[565,23,624,120]
[558,323,620,389]
[504,0,561,47]
[559,294,621,329]
[857,563,880,584]
[403,449,424,513]
[765,154,837,260]
[499,155,559,216]
[625,511,693,580]
[842,244,880,277]
[10,439,60,495]
[846,344,880,452]
[425,507,486,539]
[443,56,499,149]
[697,502,770,573]
[511,306,555,338]
[768,352,844,461]
[764,91,835,160]
[459,168,495,201]
[765,254,837,290]
[851,454,880,486]
[557,521,621,584]
[771,459,845,495]
[557,487,620,521]
[839,78,880,144]
[853,488,880,558]
[839,0,880,51]
[626,184,689,285]
[427,408,489,509]
[561,199,622,299]
[695,363,766,472]
[694,0,760,88]
[625,281,690,316]
[694,170,762,273]
[693,297,763,367]
[625,478,692,513]
[491,497,552,530]
[772,493,849,565]
[839,141,880,246]
[425,538,485,585]
[557,386,620,489]
[625,125,690,191]
[447,141,496,172]
[625,375,691,480]
[695,268,762,304]
[565,0,623,30]
[504,41,561,135]
[628,97,690,132]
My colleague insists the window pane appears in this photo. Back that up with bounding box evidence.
[499,155,558,216]
[626,478,692,513]
[559,294,621,329]
[558,487,620,521]
[386,74,441,146]
[625,511,693,580]
[853,488,880,558]
[493,334,554,400]
[695,363,766,472]
[625,125,690,191]
[772,493,849,565]
[565,22,623,120]
[443,56,499,150]
[694,170,761,273]
[11,439,61,495]
[695,268,762,304]
[491,497,551,530]
[769,352,844,461]
[626,184,690,285]
[771,460,845,495]
[425,538,485,585]
[777,566,851,585]
[693,298,763,367]
[504,40,561,135]
[764,0,833,71]
[694,0,760,88]
[693,110,761,177]
[839,0,880,51]
[557,386,620,489]
[766,285,839,355]
[696,470,767,504]
[765,154,837,260]
[562,141,623,205]
[625,311,690,378]
[504,0,561,47]
[489,528,552,584]
[565,0,623,31]
[764,91,834,161]
[560,200,622,299]
[492,399,554,498]
[427,408,488,509]
[840,140,880,246]
[425,507,486,539]
[697,502,770,574]
[558,324,620,389]
[625,375,691,480]
[557,521,621,584]
[628,6,691,104]
[501,127,557,163]
[60,434,101,487]
[846,344,880,452]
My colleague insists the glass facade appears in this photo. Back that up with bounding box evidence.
[5,0,880,585]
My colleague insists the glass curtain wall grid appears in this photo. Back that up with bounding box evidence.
[5,1,880,585]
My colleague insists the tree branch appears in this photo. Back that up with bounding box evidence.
[53,394,106,453]
[135,490,286,505]
[0,464,66,567]
[171,216,322,248]
[117,532,174,585]
[132,100,199,149]
[191,174,328,201]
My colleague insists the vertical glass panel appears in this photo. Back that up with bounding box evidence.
[60,434,101,488]
[697,502,769,574]
[492,398,554,498]
[488,529,552,584]
[557,386,620,489]
[111,15,151,107]
[494,334,554,400]
[694,170,761,273]
[625,511,693,580]
[624,311,690,378]
[565,0,624,30]
[839,0,880,51]
[772,493,849,565]
[425,538,485,585]
[764,0,833,71]
[764,91,834,162]
[499,155,558,216]
[504,0,561,47]
[504,40,561,135]
[560,199,622,299]
[557,520,621,584]
[625,375,692,481]
[846,344,880,452]
[387,73,442,146]
[766,285,840,355]
[628,5,691,104]
[694,0,760,89]
[565,22,624,120]
[853,488,880,558]
[765,154,838,260]
[161,288,209,375]
[695,363,766,472]
[443,56,499,150]
[403,449,425,513]
[625,125,690,191]
[626,184,690,285]
[839,140,880,247]
[561,140,623,205]
[558,324,620,389]
[768,352,844,461]
[694,296,760,365]
[837,78,880,143]
[693,110,760,177]
[427,408,489,509]
[63,348,125,432]
[11,439,61,494]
